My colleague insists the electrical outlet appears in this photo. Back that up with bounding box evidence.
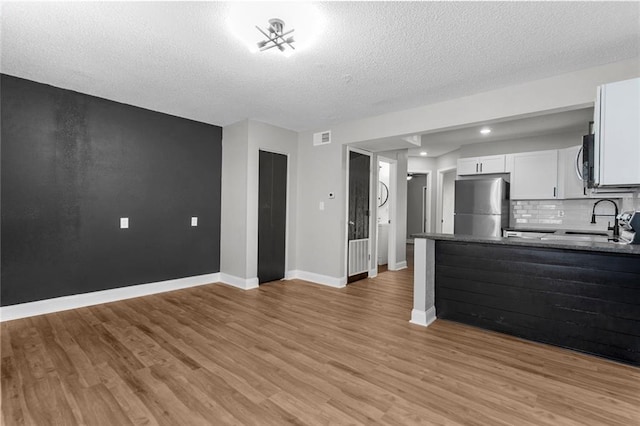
[120,217,129,229]
[191,217,198,226]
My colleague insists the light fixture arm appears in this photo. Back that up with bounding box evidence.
[256,18,295,52]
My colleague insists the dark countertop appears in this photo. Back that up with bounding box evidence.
[411,232,640,255]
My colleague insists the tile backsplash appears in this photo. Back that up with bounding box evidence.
[511,195,640,231]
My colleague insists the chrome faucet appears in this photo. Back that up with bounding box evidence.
[591,199,619,240]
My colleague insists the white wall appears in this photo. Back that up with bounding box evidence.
[459,130,584,158]
[296,60,639,281]
[295,135,346,278]
[408,156,437,173]
[301,59,639,146]
[221,119,298,282]
[221,120,249,279]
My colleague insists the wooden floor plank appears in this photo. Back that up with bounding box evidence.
[2,261,639,425]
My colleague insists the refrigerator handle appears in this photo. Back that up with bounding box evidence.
[475,163,478,173]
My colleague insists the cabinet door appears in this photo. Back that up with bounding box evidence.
[479,155,505,174]
[598,78,640,186]
[560,145,588,199]
[511,150,558,200]
[457,158,479,175]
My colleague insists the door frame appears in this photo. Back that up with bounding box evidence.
[405,172,432,240]
[407,161,433,234]
[422,173,432,232]
[436,166,457,234]
[256,148,290,280]
[344,146,374,281]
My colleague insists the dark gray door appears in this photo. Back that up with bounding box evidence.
[258,150,287,284]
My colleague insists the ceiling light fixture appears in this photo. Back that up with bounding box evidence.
[256,18,295,52]
[227,3,324,57]
[480,127,492,135]
[420,151,427,156]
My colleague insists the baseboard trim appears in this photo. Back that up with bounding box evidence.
[219,274,259,290]
[285,270,347,288]
[410,307,437,327]
[0,272,221,322]
[389,260,408,271]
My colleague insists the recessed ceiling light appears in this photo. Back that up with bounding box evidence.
[480,127,491,135]
[420,151,427,156]
[226,3,324,56]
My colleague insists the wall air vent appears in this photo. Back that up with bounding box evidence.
[313,130,331,146]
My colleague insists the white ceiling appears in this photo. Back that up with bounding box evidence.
[350,107,594,156]
[1,2,638,133]
[412,107,596,157]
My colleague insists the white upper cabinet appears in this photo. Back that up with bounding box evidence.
[508,150,559,200]
[457,158,480,175]
[558,145,588,199]
[594,77,640,187]
[457,155,505,175]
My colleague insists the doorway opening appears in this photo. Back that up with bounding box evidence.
[406,173,430,240]
[376,158,396,274]
[437,167,456,234]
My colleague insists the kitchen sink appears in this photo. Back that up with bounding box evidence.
[540,235,610,242]
[505,229,620,244]
[562,231,609,236]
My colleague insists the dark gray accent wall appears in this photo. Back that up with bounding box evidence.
[1,74,222,306]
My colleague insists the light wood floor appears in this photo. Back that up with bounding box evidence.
[2,266,639,425]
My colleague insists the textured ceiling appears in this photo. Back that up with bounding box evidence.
[1,2,639,132]
[413,107,596,157]
[351,107,595,157]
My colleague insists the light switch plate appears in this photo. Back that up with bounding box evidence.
[191,217,198,227]
[319,201,325,211]
[120,217,129,229]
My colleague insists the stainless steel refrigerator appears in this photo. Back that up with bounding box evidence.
[454,178,509,237]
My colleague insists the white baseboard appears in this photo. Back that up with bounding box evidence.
[368,268,378,278]
[0,272,221,322]
[219,274,259,290]
[389,260,408,271]
[285,270,347,288]
[410,307,436,327]
[284,270,297,280]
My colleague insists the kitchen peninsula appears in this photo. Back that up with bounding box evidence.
[411,233,640,365]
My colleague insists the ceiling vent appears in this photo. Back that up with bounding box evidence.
[313,130,331,146]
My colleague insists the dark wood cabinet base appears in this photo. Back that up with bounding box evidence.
[435,241,640,366]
